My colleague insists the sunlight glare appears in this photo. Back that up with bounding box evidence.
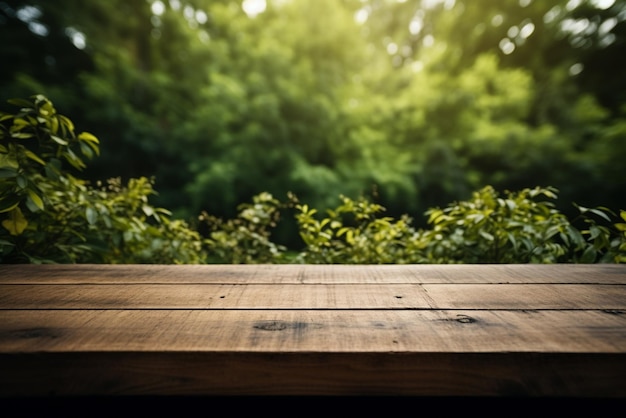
[411,60,424,72]
[242,0,267,18]
[409,18,423,35]
[590,0,615,9]
[151,1,165,16]
[519,22,535,39]
[565,0,582,11]
[196,10,208,24]
[569,63,584,76]
[355,8,369,24]
[16,6,49,36]
[65,27,86,49]
[499,38,515,54]
[599,17,617,35]
[544,7,561,24]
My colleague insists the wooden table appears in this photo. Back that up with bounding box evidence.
[1,263,626,412]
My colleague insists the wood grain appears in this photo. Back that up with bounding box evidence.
[1,309,625,353]
[1,263,625,398]
[1,283,625,309]
[2,263,625,284]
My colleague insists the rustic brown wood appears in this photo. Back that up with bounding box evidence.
[1,283,625,309]
[1,309,625,353]
[1,263,625,398]
[2,263,625,284]
[1,352,625,397]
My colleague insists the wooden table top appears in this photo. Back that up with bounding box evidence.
[1,263,625,399]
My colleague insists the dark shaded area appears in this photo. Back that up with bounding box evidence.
[3,396,625,418]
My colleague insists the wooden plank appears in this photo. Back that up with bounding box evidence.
[2,263,626,284]
[1,264,625,400]
[420,283,626,310]
[1,310,625,353]
[1,351,624,397]
[2,283,625,309]
[0,283,427,309]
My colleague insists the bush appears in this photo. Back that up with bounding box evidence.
[292,186,626,264]
[417,185,623,263]
[199,192,286,263]
[294,194,421,263]
[0,95,205,263]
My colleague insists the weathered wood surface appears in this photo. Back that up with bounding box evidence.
[1,263,625,397]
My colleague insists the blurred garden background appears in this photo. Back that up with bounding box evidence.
[1,0,625,262]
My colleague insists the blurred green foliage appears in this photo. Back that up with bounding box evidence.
[1,94,624,264]
[1,0,625,262]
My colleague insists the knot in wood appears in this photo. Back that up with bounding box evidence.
[455,314,477,324]
[254,320,289,331]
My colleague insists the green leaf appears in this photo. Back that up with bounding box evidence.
[506,232,518,248]
[479,231,494,241]
[44,163,60,180]
[86,141,100,156]
[50,135,69,146]
[27,189,44,211]
[345,229,355,245]
[7,98,33,108]
[589,225,603,240]
[142,205,155,217]
[588,208,612,223]
[155,207,172,216]
[566,225,586,249]
[16,175,27,189]
[2,207,27,235]
[579,245,597,263]
[24,150,46,166]
[0,167,18,178]
[0,196,21,213]
[58,115,74,132]
[79,141,94,159]
[64,149,86,170]
[78,132,99,144]
[12,133,34,139]
[86,207,97,225]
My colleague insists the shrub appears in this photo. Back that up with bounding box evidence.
[0,95,205,263]
[294,194,422,264]
[199,191,286,263]
[615,210,626,263]
[417,185,623,263]
[291,186,626,264]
